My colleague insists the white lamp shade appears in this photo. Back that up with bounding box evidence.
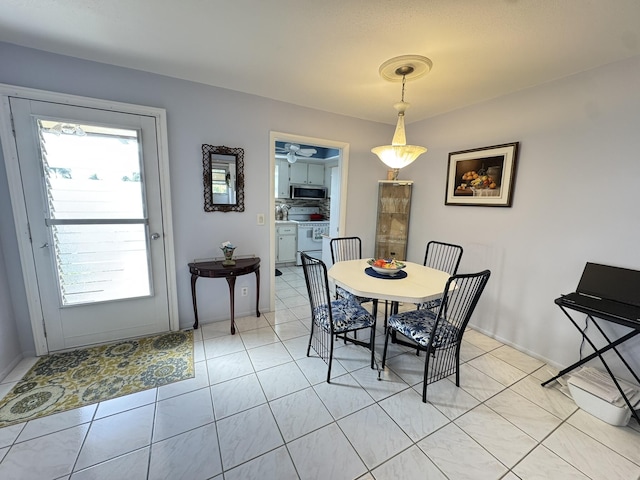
[371,144,427,169]
[371,108,427,169]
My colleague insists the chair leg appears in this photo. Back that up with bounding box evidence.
[422,350,429,403]
[421,345,434,403]
[306,324,314,357]
[327,335,335,383]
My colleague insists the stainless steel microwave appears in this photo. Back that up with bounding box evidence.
[290,185,327,200]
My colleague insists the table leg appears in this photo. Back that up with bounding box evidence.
[255,268,261,317]
[390,301,399,343]
[372,299,378,324]
[191,274,200,329]
[226,277,237,334]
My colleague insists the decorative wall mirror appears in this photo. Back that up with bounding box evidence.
[202,144,245,212]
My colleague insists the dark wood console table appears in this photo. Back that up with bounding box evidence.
[188,257,261,334]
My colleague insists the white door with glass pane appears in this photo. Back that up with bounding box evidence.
[10,98,171,352]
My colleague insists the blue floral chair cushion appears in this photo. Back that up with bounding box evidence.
[388,309,459,348]
[336,286,374,305]
[313,299,375,333]
[416,296,442,311]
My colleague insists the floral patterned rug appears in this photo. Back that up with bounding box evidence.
[0,330,194,428]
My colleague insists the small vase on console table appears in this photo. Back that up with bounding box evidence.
[220,241,236,266]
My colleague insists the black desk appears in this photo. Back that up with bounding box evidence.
[542,297,640,423]
[189,257,261,333]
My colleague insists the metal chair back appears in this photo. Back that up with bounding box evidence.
[330,236,363,263]
[423,241,463,275]
[426,269,491,398]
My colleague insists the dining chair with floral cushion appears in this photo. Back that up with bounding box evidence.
[417,241,463,311]
[301,252,377,382]
[330,236,379,336]
[383,269,490,402]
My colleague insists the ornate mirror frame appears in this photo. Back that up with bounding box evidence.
[202,144,245,212]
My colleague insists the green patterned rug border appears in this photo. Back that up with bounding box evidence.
[0,330,194,428]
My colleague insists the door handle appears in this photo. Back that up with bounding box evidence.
[151,233,161,240]
[40,243,49,248]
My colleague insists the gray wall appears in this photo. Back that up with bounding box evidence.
[0,217,22,380]
[1,41,639,383]
[0,41,389,366]
[0,135,31,376]
[403,55,640,375]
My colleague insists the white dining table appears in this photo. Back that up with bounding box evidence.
[328,258,453,362]
[327,259,452,307]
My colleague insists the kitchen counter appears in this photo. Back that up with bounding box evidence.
[275,220,296,224]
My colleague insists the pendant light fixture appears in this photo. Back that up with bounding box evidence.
[371,55,432,179]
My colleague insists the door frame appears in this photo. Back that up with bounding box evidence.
[269,131,349,312]
[0,83,179,355]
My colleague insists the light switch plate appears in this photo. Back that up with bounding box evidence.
[257,213,265,225]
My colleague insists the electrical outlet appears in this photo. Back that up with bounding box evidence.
[241,287,248,296]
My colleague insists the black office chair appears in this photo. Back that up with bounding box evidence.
[383,269,490,402]
[330,236,378,317]
[417,241,463,311]
[301,252,377,382]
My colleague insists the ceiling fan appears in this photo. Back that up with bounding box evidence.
[276,143,317,164]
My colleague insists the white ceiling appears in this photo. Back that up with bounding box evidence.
[2,1,640,125]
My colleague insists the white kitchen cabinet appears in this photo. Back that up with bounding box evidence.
[289,162,308,184]
[289,162,324,186]
[276,223,297,264]
[275,159,290,198]
[307,163,325,185]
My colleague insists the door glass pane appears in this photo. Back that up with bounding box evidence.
[37,119,152,305]
[53,224,151,305]
[39,120,145,220]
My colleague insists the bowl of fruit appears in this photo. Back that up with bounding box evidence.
[367,258,406,276]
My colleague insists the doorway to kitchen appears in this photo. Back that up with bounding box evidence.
[269,132,349,312]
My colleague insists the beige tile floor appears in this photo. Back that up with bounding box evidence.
[0,265,639,479]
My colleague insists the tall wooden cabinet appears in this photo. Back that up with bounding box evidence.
[374,180,413,260]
